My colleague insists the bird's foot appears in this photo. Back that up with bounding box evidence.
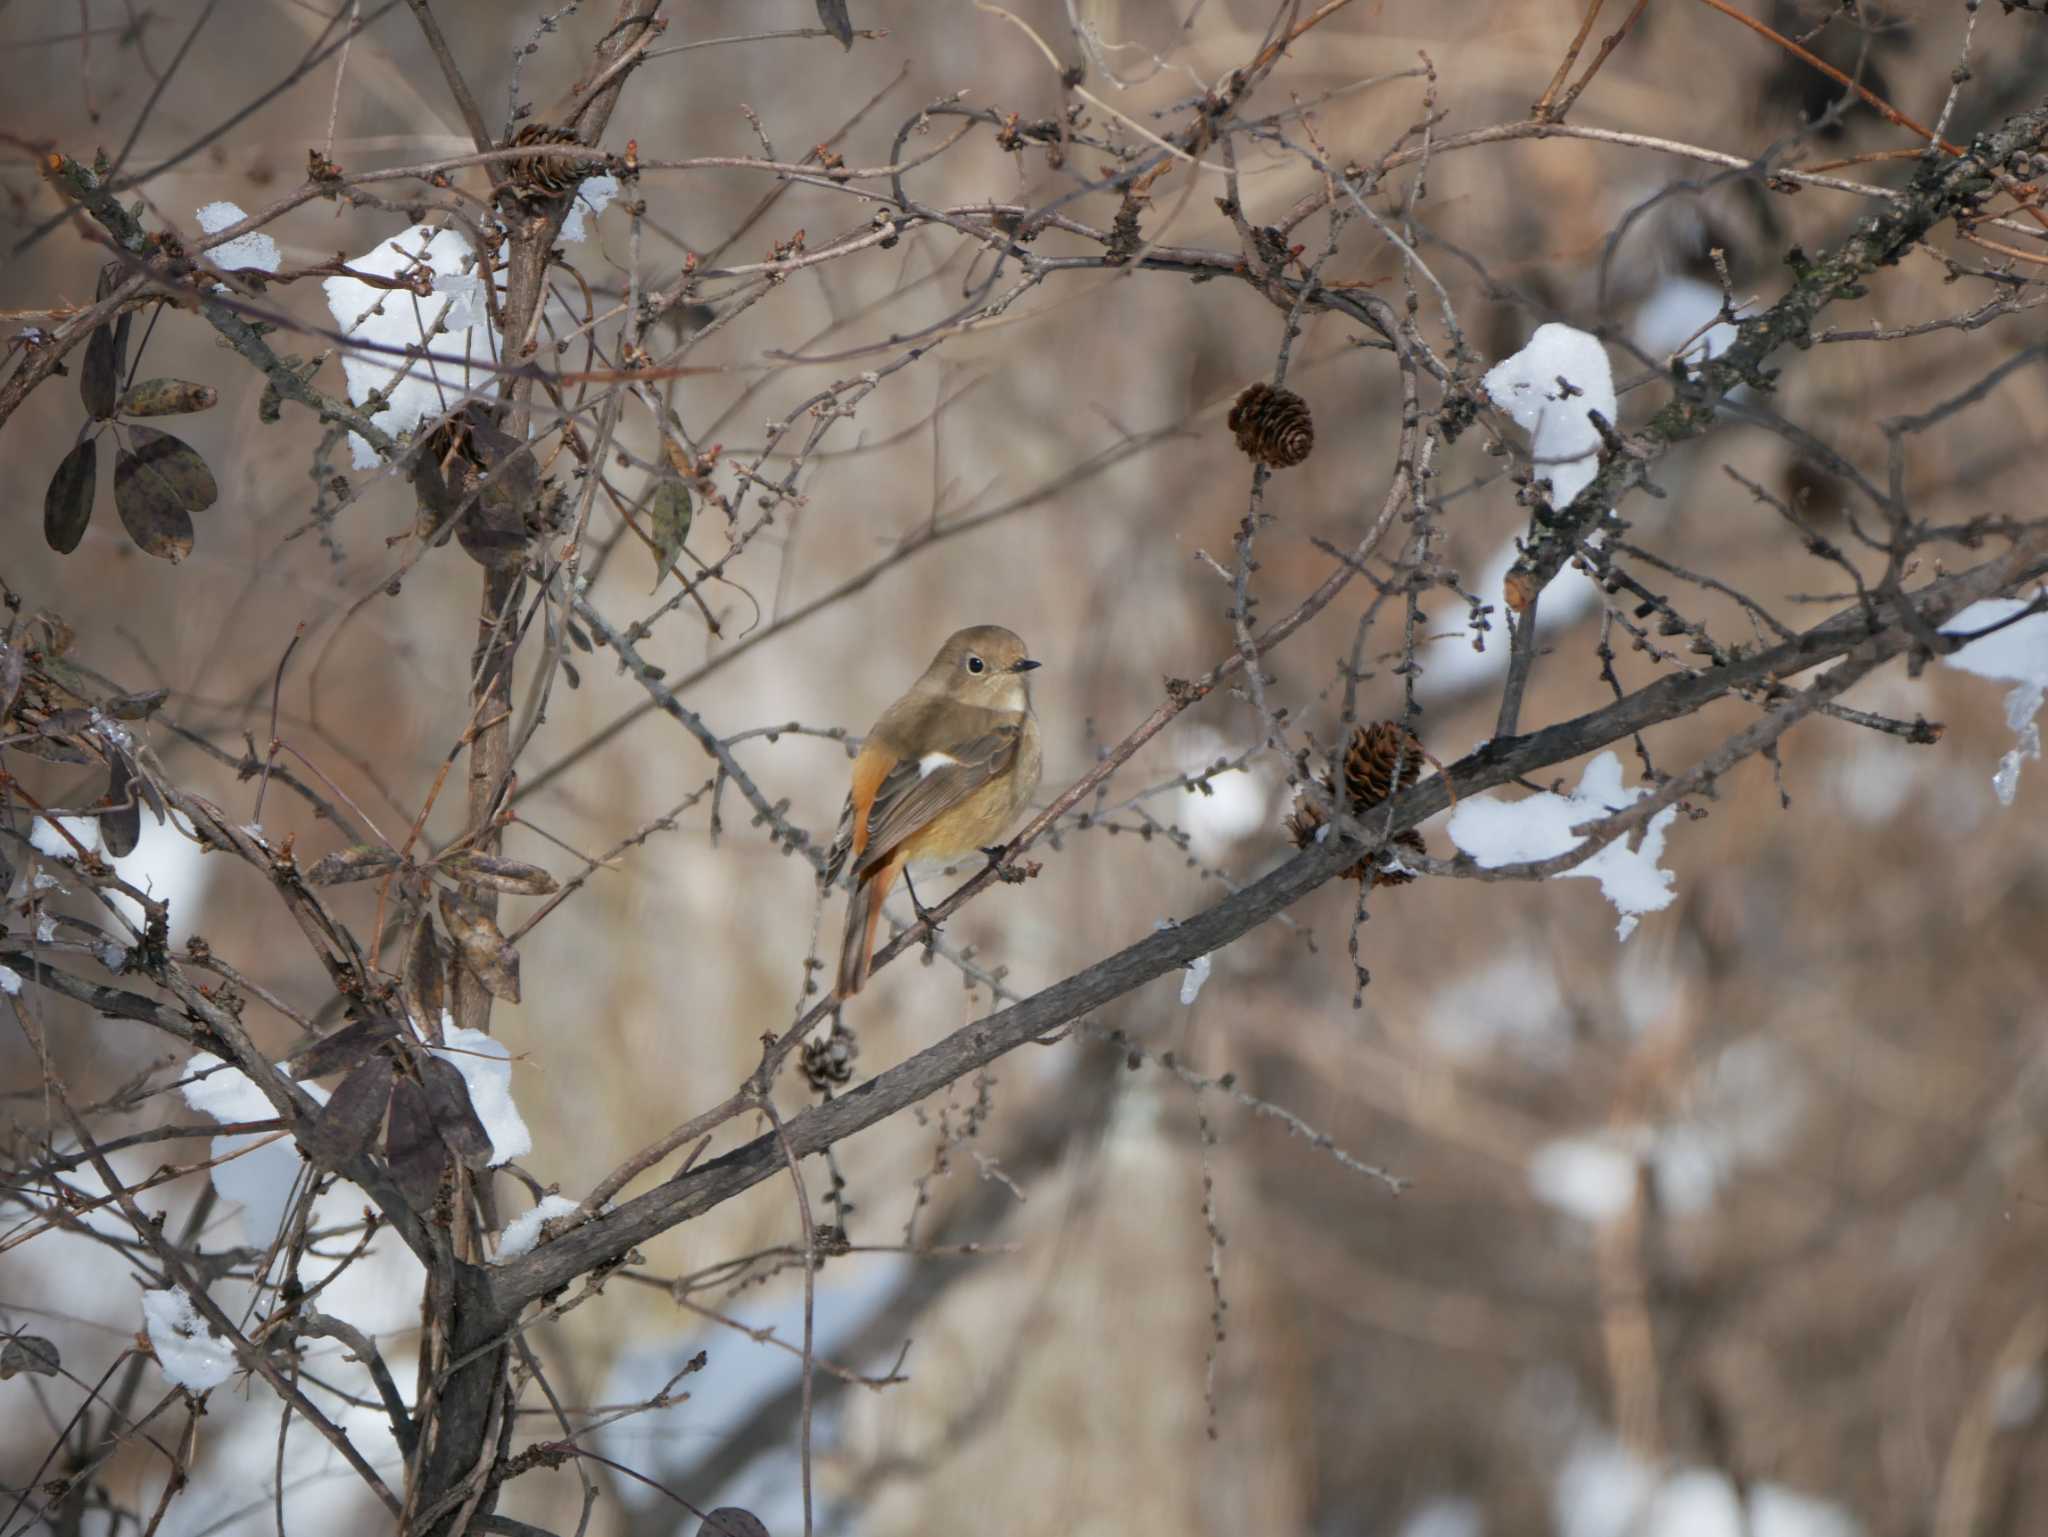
[981,843,1035,884]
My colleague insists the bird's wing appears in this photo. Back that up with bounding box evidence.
[849,725,1022,876]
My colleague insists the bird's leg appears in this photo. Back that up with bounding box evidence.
[901,869,943,944]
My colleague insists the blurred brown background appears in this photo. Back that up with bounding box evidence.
[6,2,2048,1534]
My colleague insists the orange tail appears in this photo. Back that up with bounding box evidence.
[836,854,903,998]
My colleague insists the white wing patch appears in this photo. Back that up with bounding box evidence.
[918,751,960,777]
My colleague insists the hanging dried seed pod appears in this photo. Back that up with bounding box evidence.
[505,122,598,206]
[1228,382,1315,468]
[1284,721,1428,885]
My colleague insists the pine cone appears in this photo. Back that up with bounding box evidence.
[506,123,598,206]
[1228,382,1315,468]
[801,1023,859,1092]
[1284,721,1428,885]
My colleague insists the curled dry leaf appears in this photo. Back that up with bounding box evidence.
[113,446,195,562]
[647,474,692,593]
[439,850,559,895]
[128,427,218,511]
[104,687,170,720]
[119,378,220,417]
[101,756,141,857]
[306,843,404,886]
[41,441,99,556]
[438,888,521,1003]
[44,437,98,554]
[304,1055,396,1167]
[419,1055,494,1170]
[403,909,448,1032]
[288,1013,402,1079]
[0,1334,62,1380]
[385,1077,450,1210]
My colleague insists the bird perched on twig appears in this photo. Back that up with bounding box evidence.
[826,626,1043,998]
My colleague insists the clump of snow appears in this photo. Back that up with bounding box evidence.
[1529,1137,1638,1223]
[29,815,101,860]
[142,1287,235,1392]
[1179,952,1212,1005]
[1483,323,1618,509]
[1173,727,1271,859]
[181,1052,329,1247]
[1420,530,1604,701]
[559,174,619,244]
[1398,1495,1484,1537]
[105,809,213,942]
[0,964,20,996]
[1555,1436,1864,1537]
[1447,753,1678,939]
[196,201,282,275]
[1426,950,1572,1066]
[1632,275,1741,367]
[323,224,505,469]
[1941,598,2048,805]
[432,1027,532,1165]
[497,1193,579,1262]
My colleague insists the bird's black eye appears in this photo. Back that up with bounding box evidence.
[966,655,985,674]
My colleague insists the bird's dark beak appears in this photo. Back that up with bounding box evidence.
[1012,658,1041,673]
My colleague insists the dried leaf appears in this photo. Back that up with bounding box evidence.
[402,910,448,1032]
[701,1510,770,1537]
[289,1014,402,1080]
[438,888,521,1003]
[306,843,404,886]
[113,446,195,562]
[439,851,559,896]
[647,475,692,593]
[104,687,170,720]
[101,757,141,857]
[561,657,580,690]
[815,0,854,48]
[128,426,219,511]
[419,1055,494,1169]
[304,1056,396,1166]
[385,1077,450,1209]
[81,326,120,421]
[44,437,97,553]
[0,1334,61,1380]
[119,378,220,417]
[455,422,540,570]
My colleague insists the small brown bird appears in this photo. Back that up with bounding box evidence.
[826,626,1044,998]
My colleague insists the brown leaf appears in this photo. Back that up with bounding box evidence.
[81,326,120,421]
[306,843,404,886]
[700,1511,770,1537]
[1503,568,1538,615]
[101,757,141,857]
[419,1055,494,1169]
[128,426,218,511]
[0,1334,61,1380]
[438,889,521,1002]
[113,446,195,562]
[304,1056,395,1166]
[103,688,170,720]
[119,378,220,417]
[288,1014,402,1080]
[385,1077,450,1209]
[44,437,97,553]
[647,475,692,593]
[439,851,559,896]
[402,910,448,1032]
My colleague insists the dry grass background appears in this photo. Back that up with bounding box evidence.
[6,2,2048,1534]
